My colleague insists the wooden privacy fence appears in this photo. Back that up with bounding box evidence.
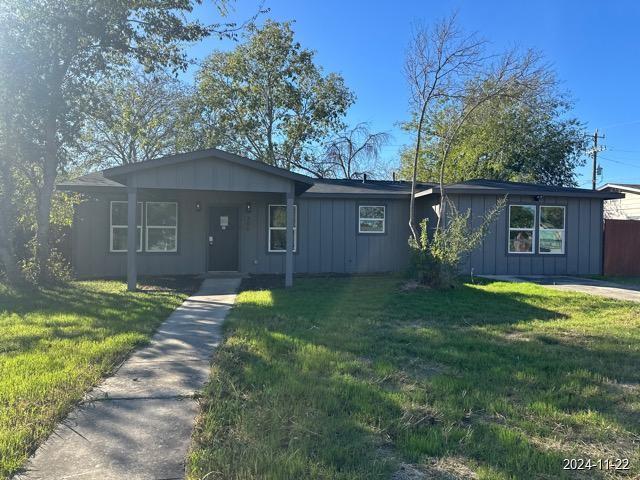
[603,219,640,275]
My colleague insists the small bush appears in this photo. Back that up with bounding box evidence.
[409,196,505,289]
[20,248,71,285]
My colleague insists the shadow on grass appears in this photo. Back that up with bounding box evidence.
[0,278,191,478]
[190,276,640,479]
[0,278,195,353]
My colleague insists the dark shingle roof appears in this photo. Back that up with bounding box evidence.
[58,170,433,197]
[416,179,623,199]
[57,162,621,200]
[302,179,435,197]
[57,171,125,191]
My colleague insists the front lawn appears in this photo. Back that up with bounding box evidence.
[188,277,640,479]
[0,279,191,478]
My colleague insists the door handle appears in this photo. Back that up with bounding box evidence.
[208,236,213,246]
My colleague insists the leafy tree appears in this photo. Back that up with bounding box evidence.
[0,0,236,282]
[195,20,355,175]
[398,81,586,186]
[78,71,192,169]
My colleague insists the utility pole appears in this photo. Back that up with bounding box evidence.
[590,129,605,190]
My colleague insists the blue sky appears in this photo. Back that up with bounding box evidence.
[184,0,640,186]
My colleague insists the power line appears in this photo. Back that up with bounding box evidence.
[607,148,640,154]
[599,156,640,168]
[599,119,640,129]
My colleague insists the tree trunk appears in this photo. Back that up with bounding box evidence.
[35,106,59,282]
[0,120,21,283]
[0,193,19,283]
[409,105,427,241]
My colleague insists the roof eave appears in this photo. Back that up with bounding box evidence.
[415,186,624,199]
[301,192,412,199]
[598,184,640,194]
[56,184,126,193]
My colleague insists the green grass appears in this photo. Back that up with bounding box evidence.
[188,277,640,480]
[0,280,188,479]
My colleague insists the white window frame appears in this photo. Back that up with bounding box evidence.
[508,204,536,254]
[145,202,178,253]
[268,204,297,253]
[358,205,386,234]
[110,201,142,253]
[538,205,566,255]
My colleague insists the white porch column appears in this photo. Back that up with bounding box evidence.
[127,185,137,291]
[285,189,294,288]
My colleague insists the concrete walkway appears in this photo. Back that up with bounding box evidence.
[482,275,640,303]
[15,277,241,480]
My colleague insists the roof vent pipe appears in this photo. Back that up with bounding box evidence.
[363,173,367,183]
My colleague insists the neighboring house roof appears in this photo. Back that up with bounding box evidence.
[597,183,640,194]
[415,179,623,199]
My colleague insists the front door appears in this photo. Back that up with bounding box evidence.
[208,207,239,271]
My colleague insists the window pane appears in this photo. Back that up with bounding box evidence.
[509,205,535,229]
[360,206,384,219]
[112,203,127,226]
[509,230,533,253]
[112,227,141,251]
[270,229,286,251]
[539,230,564,254]
[270,206,286,228]
[147,203,177,226]
[112,227,127,251]
[360,219,384,232]
[147,228,176,251]
[112,202,141,226]
[269,205,297,228]
[540,206,565,229]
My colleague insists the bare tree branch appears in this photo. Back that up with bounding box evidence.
[321,123,392,179]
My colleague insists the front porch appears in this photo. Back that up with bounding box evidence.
[119,188,298,291]
[70,148,314,290]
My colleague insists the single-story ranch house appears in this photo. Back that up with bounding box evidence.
[58,148,622,289]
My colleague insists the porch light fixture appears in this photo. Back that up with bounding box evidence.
[246,202,252,213]
[195,201,202,211]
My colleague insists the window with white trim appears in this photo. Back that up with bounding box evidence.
[359,205,385,233]
[268,204,297,252]
[110,201,142,252]
[145,202,178,252]
[539,206,565,254]
[508,205,535,254]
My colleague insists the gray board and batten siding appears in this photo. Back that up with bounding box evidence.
[60,150,621,279]
[448,193,604,276]
[71,189,413,278]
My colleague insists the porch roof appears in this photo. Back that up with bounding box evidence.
[59,148,314,195]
